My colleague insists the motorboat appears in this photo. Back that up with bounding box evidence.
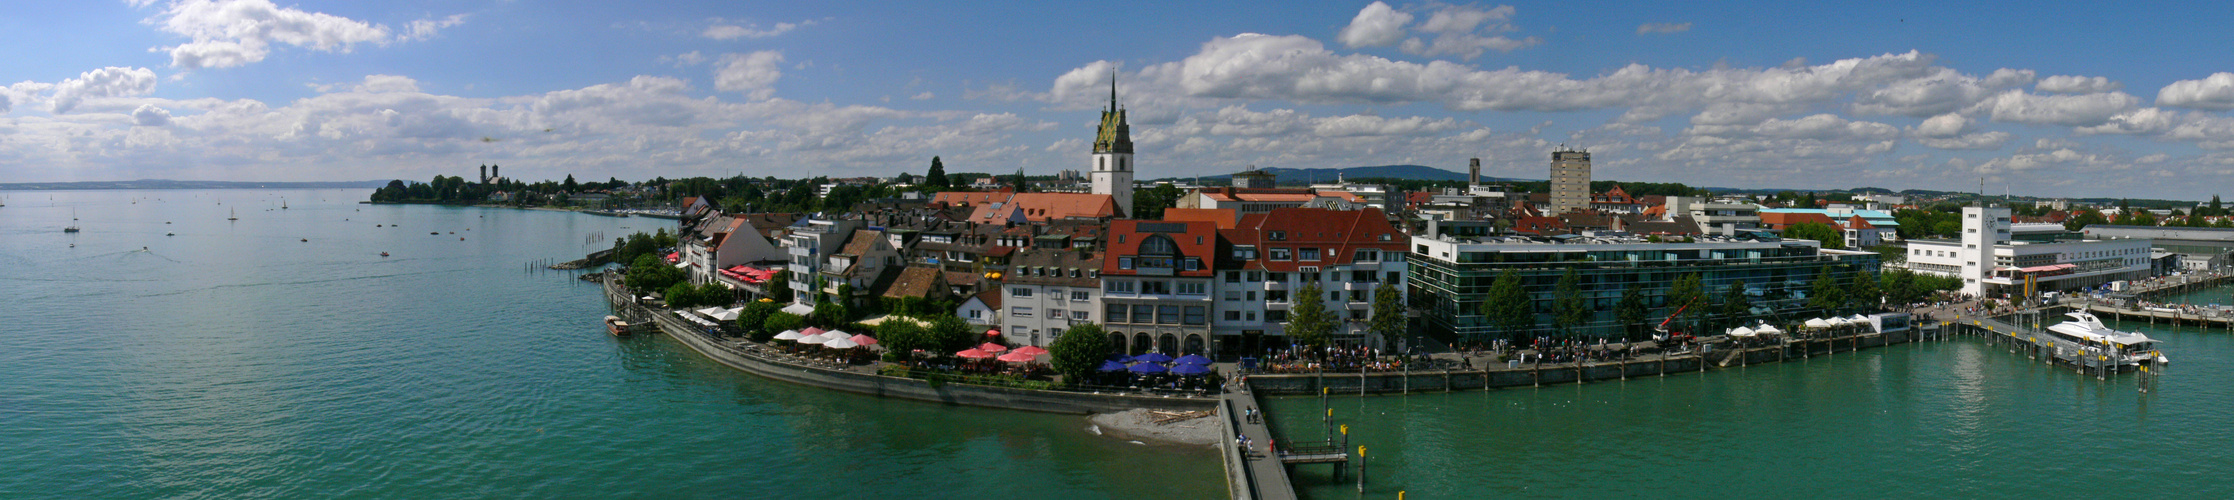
[379,252,390,257]
[605,316,632,337]
[2045,311,2167,367]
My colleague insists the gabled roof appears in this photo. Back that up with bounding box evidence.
[1103,220,1218,276]
[1512,216,1568,235]
[1163,208,1239,229]
[1010,193,1118,221]
[837,229,884,257]
[970,289,1003,311]
[931,190,1014,207]
[1221,207,1405,272]
[881,266,948,299]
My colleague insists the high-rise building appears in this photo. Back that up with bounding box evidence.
[1548,148,1591,214]
[1090,73,1136,217]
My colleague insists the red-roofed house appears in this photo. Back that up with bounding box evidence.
[1211,207,1407,351]
[1101,220,1218,356]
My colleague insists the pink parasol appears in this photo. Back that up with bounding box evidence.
[976,342,1009,354]
[997,351,1039,363]
[956,348,995,360]
[1010,346,1049,356]
[849,334,878,346]
[985,328,1002,337]
[800,327,827,337]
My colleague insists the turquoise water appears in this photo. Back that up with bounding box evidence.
[0,190,1219,498]
[1271,293,2233,499]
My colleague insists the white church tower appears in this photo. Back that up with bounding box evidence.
[1090,73,1136,218]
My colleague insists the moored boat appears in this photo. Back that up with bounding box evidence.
[605,315,631,337]
[2045,311,2167,369]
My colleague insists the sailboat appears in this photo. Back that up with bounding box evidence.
[64,208,79,233]
[282,199,288,209]
[228,207,238,221]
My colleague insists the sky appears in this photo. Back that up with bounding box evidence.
[6,0,2234,200]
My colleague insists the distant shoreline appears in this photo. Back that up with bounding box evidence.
[0,180,389,191]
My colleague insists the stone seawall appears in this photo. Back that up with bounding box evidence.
[1247,331,1912,396]
[646,309,1215,415]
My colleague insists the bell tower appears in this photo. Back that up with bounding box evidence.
[1090,72,1135,217]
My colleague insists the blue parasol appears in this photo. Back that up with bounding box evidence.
[1173,354,1213,365]
[1097,360,1128,372]
[1132,352,1174,364]
[1127,362,1169,374]
[1169,363,1212,375]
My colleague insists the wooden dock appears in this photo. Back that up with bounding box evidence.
[1940,308,2166,389]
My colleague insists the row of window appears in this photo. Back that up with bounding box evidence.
[1008,307,1092,321]
[1104,280,1208,295]
[1222,270,1403,283]
[1009,288,1094,301]
[1105,304,1209,325]
[1232,247,1399,262]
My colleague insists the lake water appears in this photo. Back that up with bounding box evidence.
[1270,287,2234,499]
[0,189,1220,498]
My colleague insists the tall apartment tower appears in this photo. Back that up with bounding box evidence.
[1090,73,1136,217]
[1548,148,1591,214]
[1468,158,1481,189]
[1958,206,2011,298]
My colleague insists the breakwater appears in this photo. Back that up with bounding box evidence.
[1245,329,1921,396]
[601,273,1215,415]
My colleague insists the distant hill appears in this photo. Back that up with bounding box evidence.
[1157,165,1520,184]
[0,179,391,191]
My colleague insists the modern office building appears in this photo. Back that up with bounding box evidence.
[1408,232,1880,342]
[1548,148,1592,214]
[2081,225,2234,270]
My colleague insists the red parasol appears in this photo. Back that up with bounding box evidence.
[1010,346,1049,356]
[997,351,1039,363]
[985,328,1002,337]
[976,342,1009,354]
[956,348,995,360]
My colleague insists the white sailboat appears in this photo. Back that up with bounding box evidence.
[229,207,238,221]
[63,208,79,233]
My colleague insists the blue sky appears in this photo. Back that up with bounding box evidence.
[6,1,2234,200]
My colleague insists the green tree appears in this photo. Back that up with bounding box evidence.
[1367,282,1406,348]
[1011,168,1029,193]
[766,270,793,303]
[926,156,949,189]
[812,301,851,328]
[626,254,684,292]
[1717,282,1751,331]
[1286,282,1337,347]
[1615,283,1649,341]
[561,174,579,193]
[928,315,976,352]
[1048,323,1111,387]
[1881,269,1920,306]
[738,300,781,341]
[1666,273,1707,335]
[1847,267,1881,312]
[1478,269,1535,342]
[1552,268,1591,339]
[1783,221,1845,249]
[763,312,806,339]
[875,319,930,361]
[1807,267,1845,314]
[2065,209,2108,231]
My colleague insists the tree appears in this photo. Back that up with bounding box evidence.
[1048,323,1111,387]
[1478,269,1535,342]
[1367,282,1406,349]
[1847,268,1881,313]
[1807,267,1844,314]
[626,254,684,292]
[1783,221,1845,249]
[767,270,793,303]
[812,301,851,328]
[1286,282,1337,347]
[928,315,976,352]
[875,319,930,362]
[926,156,949,189]
[1615,283,1649,341]
[2065,209,2108,232]
[562,174,579,193]
[1666,273,1707,335]
[738,300,781,341]
[1011,168,1029,193]
[1717,281,1751,331]
[1552,268,1591,339]
[763,313,806,339]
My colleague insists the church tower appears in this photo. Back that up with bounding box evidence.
[1090,73,1136,218]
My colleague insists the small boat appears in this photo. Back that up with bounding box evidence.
[300,238,309,242]
[379,252,390,257]
[63,209,79,233]
[282,199,288,209]
[166,232,175,236]
[605,316,632,337]
[228,207,237,221]
[430,231,440,235]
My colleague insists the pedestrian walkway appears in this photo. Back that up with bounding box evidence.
[1222,385,1296,500]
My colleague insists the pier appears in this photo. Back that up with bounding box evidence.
[1938,307,2167,389]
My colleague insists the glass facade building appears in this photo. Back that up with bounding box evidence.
[1408,237,1881,341]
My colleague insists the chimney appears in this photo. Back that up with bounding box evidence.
[1469,158,1481,188]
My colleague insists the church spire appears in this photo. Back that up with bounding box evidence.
[1109,70,1118,111]
[1093,69,1133,155]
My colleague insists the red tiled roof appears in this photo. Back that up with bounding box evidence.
[1102,220,1218,276]
[1222,207,1405,272]
[1163,208,1239,229]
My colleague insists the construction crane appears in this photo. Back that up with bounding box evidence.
[1653,296,1701,345]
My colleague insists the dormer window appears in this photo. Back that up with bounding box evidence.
[1268,231,1286,241]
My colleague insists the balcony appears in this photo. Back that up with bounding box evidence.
[1346,301,1370,310]
[1262,281,1287,291]
[1266,301,1291,311]
[1343,281,1378,291]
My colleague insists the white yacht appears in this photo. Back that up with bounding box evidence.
[2045,311,2167,368]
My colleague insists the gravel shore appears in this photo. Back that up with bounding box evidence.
[1088,408,1222,447]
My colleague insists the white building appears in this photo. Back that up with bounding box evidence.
[1904,207,2151,298]
[997,246,1103,347]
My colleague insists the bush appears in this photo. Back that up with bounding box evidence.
[1048,324,1110,387]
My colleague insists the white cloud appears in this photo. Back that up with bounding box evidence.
[1336,2,1412,48]
[51,67,159,114]
[2076,107,2179,135]
[132,104,172,126]
[715,51,785,101]
[1971,90,2137,126]
[1849,68,2031,117]
[1914,112,1970,137]
[355,75,421,93]
[910,92,933,100]
[1397,4,1539,60]
[2157,72,2234,110]
[148,0,462,69]
[2035,75,2119,94]
[1975,148,2095,174]
[703,19,813,40]
[1636,22,1691,35]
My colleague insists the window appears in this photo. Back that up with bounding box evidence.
[1246,291,1257,301]
[1270,248,1293,260]
[1266,310,1288,322]
[1012,307,1033,318]
[1246,311,1257,321]
[1386,271,1401,283]
[1185,258,1203,271]
[968,309,982,319]
[1072,310,1090,321]
[1226,310,1242,321]
[1234,246,1258,260]
[1225,272,1241,283]
[1268,272,1287,282]
[1141,235,1177,255]
[1247,271,1262,281]
[1011,288,1033,297]
[1158,305,1182,324]
[1133,304,1153,323]
[1354,249,1379,261]
[1268,231,1286,241]
[1118,257,1135,269]
[1106,304,1128,323]
[1224,291,1241,301]
[1071,291,1090,302]
[1050,308,1066,319]
[1106,280,1135,293]
[1184,306,1207,325]
[1267,290,1288,302]
[1299,248,1320,261]
[1178,282,1206,295]
[1142,280,1171,295]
